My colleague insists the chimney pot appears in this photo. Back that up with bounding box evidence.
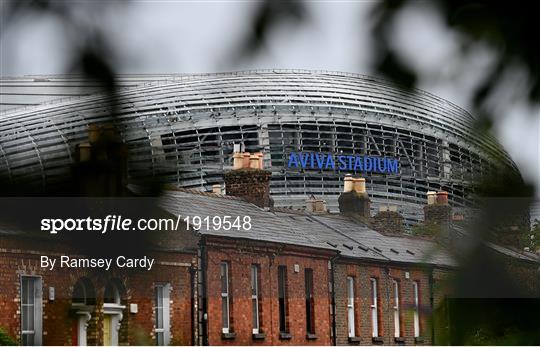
[233,152,243,170]
[343,174,353,193]
[212,184,222,195]
[427,191,437,205]
[233,143,241,153]
[88,124,100,143]
[352,177,366,193]
[436,191,449,205]
[242,152,251,169]
[249,154,260,169]
[79,143,92,162]
[255,152,264,169]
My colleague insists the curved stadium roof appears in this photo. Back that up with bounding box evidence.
[0,70,517,224]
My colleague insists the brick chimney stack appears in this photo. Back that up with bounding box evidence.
[74,123,128,196]
[224,146,272,208]
[338,174,371,219]
[371,205,404,234]
[306,195,327,213]
[423,191,452,227]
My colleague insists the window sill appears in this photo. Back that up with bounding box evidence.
[415,337,424,344]
[279,332,292,340]
[348,336,361,343]
[372,336,384,344]
[252,333,266,340]
[221,332,236,340]
[394,337,405,344]
[306,333,318,340]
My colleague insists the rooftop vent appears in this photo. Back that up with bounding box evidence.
[358,245,369,252]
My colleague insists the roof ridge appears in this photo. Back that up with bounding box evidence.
[163,186,247,202]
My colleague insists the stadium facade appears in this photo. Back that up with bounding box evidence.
[0,70,517,224]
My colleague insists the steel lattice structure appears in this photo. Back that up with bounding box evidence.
[0,70,517,224]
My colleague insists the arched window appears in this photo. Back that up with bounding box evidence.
[104,282,121,305]
[73,278,96,306]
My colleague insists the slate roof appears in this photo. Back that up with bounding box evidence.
[1,188,534,267]
[307,214,455,267]
[452,224,539,263]
[159,190,335,252]
[159,189,457,267]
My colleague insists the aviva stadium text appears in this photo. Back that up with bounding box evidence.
[287,151,399,174]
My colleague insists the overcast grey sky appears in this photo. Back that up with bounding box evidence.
[1,1,538,195]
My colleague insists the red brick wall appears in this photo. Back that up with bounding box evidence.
[334,261,433,345]
[204,239,333,345]
[0,235,195,346]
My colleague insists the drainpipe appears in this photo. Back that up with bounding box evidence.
[268,252,276,345]
[199,236,209,346]
[190,264,196,346]
[330,253,340,346]
[429,267,435,345]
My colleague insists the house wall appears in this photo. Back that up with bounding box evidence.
[0,235,196,346]
[334,261,433,345]
[203,238,333,346]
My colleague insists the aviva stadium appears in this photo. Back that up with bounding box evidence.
[0,70,517,224]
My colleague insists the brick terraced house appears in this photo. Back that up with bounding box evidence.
[1,158,539,346]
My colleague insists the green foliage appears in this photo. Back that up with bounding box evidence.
[435,298,540,345]
[0,327,16,346]
[410,223,440,237]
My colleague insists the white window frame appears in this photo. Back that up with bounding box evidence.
[346,276,355,338]
[20,276,42,346]
[413,281,420,338]
[393,280,401,338]
[154,283,171,346]
[220,262,230,334]
[370,278,378,338]
[251,265,260,334]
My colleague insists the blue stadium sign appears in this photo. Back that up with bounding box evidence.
[287,151,399,174]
